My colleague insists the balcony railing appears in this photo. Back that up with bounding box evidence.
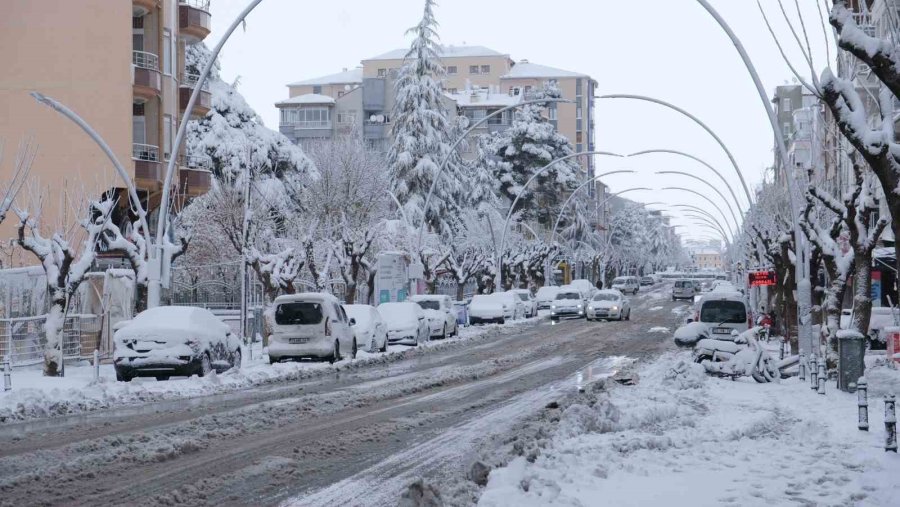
[285,120,332,129]
[180,154,212,170]
[181,72,210,92]
[132,50,159,71]
[179,0,210,11]
[133,143,159,162]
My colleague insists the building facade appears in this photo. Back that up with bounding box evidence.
[0,0,214,267]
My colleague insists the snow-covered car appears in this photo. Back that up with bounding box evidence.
[344,304,388,353]
[411,294,458,339]
[640,276,655,287]
[453,300,469,327]
[469,294,506,325]
[586,289,630,321]
[672,279,698,301]
[113,306,241,382]
[697,292,749,338]
[535,286,561,310]
[268,293,357,363]
[378,302,429,346]
[569,279,597,299]
[611,276,639,295]
[840,307,898,348]
[550,289,586,321]
[509,289,538,318]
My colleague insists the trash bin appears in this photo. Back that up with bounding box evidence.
[837,330,866,393]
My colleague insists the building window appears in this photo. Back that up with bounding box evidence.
[576,132,583,143]
[337,111,357,125]
[163,114,174,160]
[312,85,322,94]
[524,85,533,96]
[576,105,582,119]
[783,121,791,135]
[447,65,457,75]
[338,91,345,98]
[377,68,387,78]
[783,97,792,110]
[469,65,479,74]
[576,143,583,152]
[162,29,173,75]
[576,78,582,96]
[480,64,491,74]
[548,106,558,120]
[546,79,558,88]
[446,88,458,94]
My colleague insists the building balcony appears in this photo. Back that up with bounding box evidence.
[178,155,213,197]
[132,50,161,102]
[179,73,212,117]
[179,0,212,42]
[132,0,157,16]
[133,143,162,190]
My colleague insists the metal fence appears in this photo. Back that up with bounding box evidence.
[0,314,102,367]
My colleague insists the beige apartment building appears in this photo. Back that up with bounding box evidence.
[278,45,597,183]
[0,0,213,268]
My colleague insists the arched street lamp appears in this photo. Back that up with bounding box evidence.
[550,184,649,245]
[656,170,740,232]
[547,170,638,241]
[685,215,731,244]
[629,149,749,210]
[670,204,733,241]
[415,97,574,248]
[661,187,735,238]
[495,150,624,290]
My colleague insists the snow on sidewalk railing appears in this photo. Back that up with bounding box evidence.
[0,314,100,367]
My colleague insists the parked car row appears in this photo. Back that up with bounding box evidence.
[551,286,634,322]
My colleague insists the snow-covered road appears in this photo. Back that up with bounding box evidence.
[0,286,682,506]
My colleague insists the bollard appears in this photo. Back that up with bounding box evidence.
[886,395,897,452]
[811,355,818,390]
[93,349,100,381]
[3,356,10,392]
[858,377,869,431]
[779,338,785,360]
[817,362,826,395]
[799,353,806,381]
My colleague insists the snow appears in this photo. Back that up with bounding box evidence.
[0,316,540,424]
[648,326,669,333]
[275,93,336,106]
[649,306,664,311]
[287,67,363,87]
[365,44,506,61]
[446,88,522,107]
[500,62,588,79]
[479,352,900,506]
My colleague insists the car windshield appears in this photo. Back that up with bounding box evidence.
[275,302,323,325]
[556,292,581,300]
[536,288,558,298]
[593,294,618,302]
[700,301,747,324]
[344,306,373,328]
[378,304,416,323]
[416,300,441,311]
[612,278,627,284]
[516,293,529,301]
[675,281,691,288]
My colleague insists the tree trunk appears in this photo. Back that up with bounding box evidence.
[366,268,377,305]
[42,295,66,377]
[456,281,465,301]
[851,255,873,339]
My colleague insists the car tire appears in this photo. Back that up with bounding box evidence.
[380,334,388,352]
[116,372,132,382]
[329,340,341,364]
[499,318,506,325]
[231,349,242,370]
[268,356,278,365]
[351,339,358,360]
[156,375,170,381]
[199,353,212,377]
[442,325,447,340]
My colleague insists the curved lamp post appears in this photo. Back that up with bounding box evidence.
[670,204,734,241]
[685,214,730,243]
[415,97,574,248]
[695,0,812,354]
[629,149,749,211]
[548,170,637,241]
[495,150,624,290]
[655,170,740,232]
[149,0,266,307]
[661,187,735,238]
[597,94,752,205]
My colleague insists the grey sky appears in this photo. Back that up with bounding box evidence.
[207,0,830,245]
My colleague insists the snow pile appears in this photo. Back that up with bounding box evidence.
[478,352,900,506]
[865,357,900,399]
[648,326,669,333]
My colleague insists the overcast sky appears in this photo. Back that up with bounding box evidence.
[207,0,831,245]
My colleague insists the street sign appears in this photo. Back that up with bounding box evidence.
[748,270,776,287]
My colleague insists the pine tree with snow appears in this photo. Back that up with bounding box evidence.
[387,0,462,235]
[486,84,580,226]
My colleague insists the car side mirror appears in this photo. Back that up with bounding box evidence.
[349,318,356,326]
[686,318,694,324]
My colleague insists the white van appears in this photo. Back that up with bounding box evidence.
[569,279,597,299]
[611,276,639,295]
[268,293,356,364]
[697,292,749,338]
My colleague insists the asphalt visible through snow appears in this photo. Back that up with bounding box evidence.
[0,284,688,507]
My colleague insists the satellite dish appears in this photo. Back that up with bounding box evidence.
[344,84,352,91]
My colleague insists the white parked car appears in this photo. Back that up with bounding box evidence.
[114,306,242,382]
[344,304,388,353]
[493,291,525,320]
[611,276,640,295]
[697,292,749,338]
[378,301,430,346]
[535,286,561,310]
[569,279,597,299]
[509,289,538,318]
[411,294,459,339]
[469,294,507,325]
[268,293,357,364]
[550,289,587,321]
[586,289,631,321]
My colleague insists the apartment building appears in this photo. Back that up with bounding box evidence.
[0,0,214,267]
[277,45,597,180]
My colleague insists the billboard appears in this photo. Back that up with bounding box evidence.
[748,270,776,287]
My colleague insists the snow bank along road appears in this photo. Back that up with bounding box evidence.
[0,287,684,506]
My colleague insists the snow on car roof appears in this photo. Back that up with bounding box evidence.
[410,295,447,301]
[274,292,340,304]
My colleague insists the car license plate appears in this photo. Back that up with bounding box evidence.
[712,327,731,335]
[289,338,309,344]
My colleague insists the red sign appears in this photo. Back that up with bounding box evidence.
[888,331,900,364]
[748,271,777,287]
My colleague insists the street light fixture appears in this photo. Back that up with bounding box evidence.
[670,204,733,241]
[661,187,735,238]
[548,170,638,242]
[655,170,740,232]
